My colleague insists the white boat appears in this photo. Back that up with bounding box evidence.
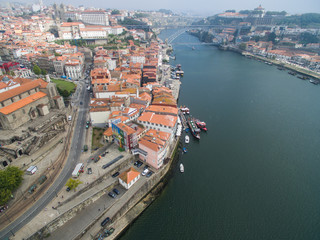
[185,135,189,143]
[180,163,184,173]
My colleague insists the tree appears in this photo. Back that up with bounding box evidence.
[299,32,319,45]
[65,178,82,191]
[49,26,59,38]
[0,166,24,205]
[267,32,277,44]
[239,43,247,50]
[33,65,41,75]
[41,69,47,75]
[67,18,72,22]
[0,188,11,205]
[111,9,120,15]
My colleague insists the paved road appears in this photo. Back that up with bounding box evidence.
[0,81,90,239]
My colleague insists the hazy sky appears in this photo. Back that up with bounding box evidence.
[18,0,320,16]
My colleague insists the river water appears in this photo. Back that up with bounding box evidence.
[120,29,320,240]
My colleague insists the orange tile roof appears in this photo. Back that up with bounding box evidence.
[103,127,113,137]
[139,92,152,102]
[12,77,32,85]
[0,91,47,115]
[139,129,170,152]
[0,80,40,103]
[34,78,48,88]
[145,105,178,115]
[129,103,146,110]
[89,108,110,112]
[138,112,177,128]
[117,122,136,135]
[119,167,140,184]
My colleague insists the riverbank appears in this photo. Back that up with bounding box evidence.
[219,45,320,80]
[106,138,181,240]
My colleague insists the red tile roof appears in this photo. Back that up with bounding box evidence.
[0,80,40,102]
[119,167,140,184]
[0,91,47,115]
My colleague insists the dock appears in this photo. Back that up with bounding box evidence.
[179,111,188,130]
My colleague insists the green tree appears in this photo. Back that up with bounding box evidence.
[239,43,247,50]
[267,32,277,43]
[41,69,47,75]
[49,26,59,38]
[0,166,24,205]
[33,65,41,75]
[299,32,319,45]
[67,18,72,22]
[111,9,120,15]
[0,188,11,205]
[65,178,82,191]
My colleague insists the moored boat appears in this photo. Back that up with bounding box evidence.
[183,147,187,153]
[180,106,190,114]
[180,163,184,173]
[176,70,184,77]
[310,79,320,85]
[187,116,201,139]
[195,120,207,131]
[185,135,189,143]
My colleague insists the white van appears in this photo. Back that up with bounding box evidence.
[68,115,72,121]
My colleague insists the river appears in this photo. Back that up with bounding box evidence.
[120,29,320,240]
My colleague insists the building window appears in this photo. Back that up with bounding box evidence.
[12,113,16,119]
[22,109,25,114]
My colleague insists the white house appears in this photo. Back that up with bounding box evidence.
[118,167,140,189]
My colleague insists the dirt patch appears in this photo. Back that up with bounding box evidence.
[91,127,105,150]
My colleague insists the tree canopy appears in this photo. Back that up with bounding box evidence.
[0,166,24,205]
[33,65,41,75]
[276,13,320,27]
[299,32,319,45]
[111,9,120,15]
[66,178,82,191]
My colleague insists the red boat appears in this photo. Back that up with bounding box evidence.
[195,120,207,131]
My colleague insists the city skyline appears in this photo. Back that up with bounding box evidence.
[2,0,319,16]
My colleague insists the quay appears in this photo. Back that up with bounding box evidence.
[222,45,320,80]
[179,111,188,130]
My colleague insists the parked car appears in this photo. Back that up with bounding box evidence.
[80,101,83,105]
[134,160,143,167]
[83,145,88,152]
[108,192,116,198]
[102,164,109,169]
[94,156,101,163]
[87,168,92,174]
[113,188,120,195]
[143,165,149,170]
[146,171,153,178]
[66,187,71,192]
[101,217,110,227]
[142,168,149,176]
[112,172,119,178]
[28,184,37,194]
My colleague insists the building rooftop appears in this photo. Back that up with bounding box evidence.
[118,167,140,184]
[0,91,47,115]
